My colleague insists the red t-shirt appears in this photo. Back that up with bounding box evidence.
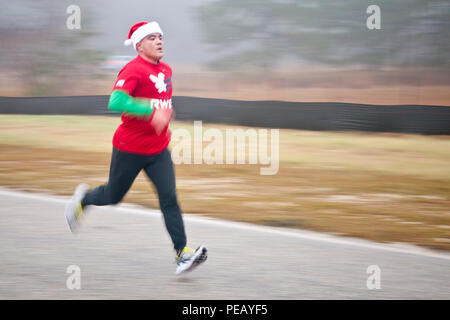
[111,55,173,155]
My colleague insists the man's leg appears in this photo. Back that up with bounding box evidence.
[82,147,144,207]
[143,147,187,252]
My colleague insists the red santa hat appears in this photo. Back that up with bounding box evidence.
[124,21,163,50]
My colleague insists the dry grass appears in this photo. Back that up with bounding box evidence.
[0,115,449,251]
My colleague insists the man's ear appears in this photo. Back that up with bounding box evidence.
[136,41,143,53]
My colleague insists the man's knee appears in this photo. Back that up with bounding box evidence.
[108,189,126,205]
[159,191,178,209]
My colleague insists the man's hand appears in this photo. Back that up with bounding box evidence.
[150,108,172,135]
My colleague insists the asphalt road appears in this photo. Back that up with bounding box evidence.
[0,187,449,299]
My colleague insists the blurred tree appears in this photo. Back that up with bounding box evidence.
[0,1,106,96]
[195,0,450,71]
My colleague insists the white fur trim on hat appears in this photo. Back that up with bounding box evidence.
[124,22,163,50]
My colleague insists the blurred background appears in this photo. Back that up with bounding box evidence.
[1,0,449,105]
[0,0,449,253]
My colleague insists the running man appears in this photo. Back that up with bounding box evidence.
[64,21,207,275]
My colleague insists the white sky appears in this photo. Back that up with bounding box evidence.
[2,0,217,64]
[80,0,217,63]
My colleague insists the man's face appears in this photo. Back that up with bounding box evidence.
[136,33,164,63]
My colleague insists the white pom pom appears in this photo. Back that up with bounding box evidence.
[124,39,133,46]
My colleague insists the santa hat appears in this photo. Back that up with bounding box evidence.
[124,21,163,50]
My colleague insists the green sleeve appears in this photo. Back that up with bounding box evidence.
[108,90,154,117]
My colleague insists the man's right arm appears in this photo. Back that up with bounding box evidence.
[108,90,154,118]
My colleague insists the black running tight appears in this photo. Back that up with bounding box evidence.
[81,147,187,251]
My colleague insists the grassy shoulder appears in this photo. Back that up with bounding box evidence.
[0,115,449,251]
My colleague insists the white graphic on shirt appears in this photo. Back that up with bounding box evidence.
[152,99,172,110]
[149,72,167,93]
[115,79,125,87]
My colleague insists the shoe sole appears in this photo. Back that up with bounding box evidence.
[64,200,77,233]
[176,245,208,275]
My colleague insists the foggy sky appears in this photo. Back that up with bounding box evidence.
[2,0,217,64]
[79,0,217,63]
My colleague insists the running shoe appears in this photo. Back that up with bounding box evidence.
[175,245,208,275]
[64,183,89,233]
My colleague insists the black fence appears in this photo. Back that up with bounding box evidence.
[0,96,449,134]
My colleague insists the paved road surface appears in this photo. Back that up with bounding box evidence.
[0,188,449,299]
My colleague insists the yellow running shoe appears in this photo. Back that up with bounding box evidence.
[64,183,89,233]
[175,245,208,275]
